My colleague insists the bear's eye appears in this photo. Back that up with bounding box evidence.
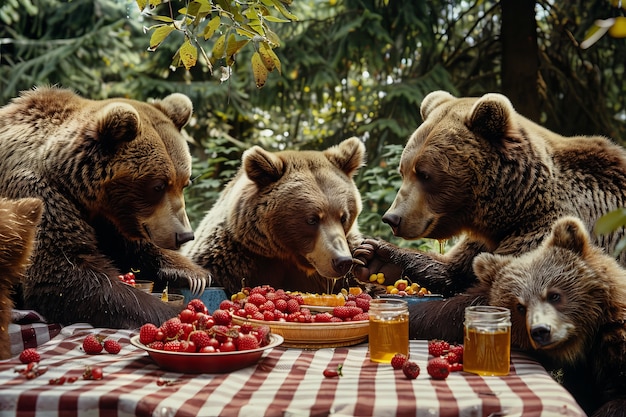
[516,303,526,315]
[415,168,430,182]
[153,182,166,193]
[306,216,319,226]
[547,291,561,304]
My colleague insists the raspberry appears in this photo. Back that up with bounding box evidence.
[139,323,158,345]
[332,306,352,319]
[352,312,369,321]
[390,353,408,370]
[428,339,450,357]
[263,310,275,321]
[239,323,254,334]
[187,299,208,314]
[313,312,333,322]
[445,351,460,365]
[274,299,288,312]
[355,297,371,311]
[189,331,212,349]
[219,300,236,311]
[450,363,464,372]
[247,293,267,306]
[82,335,103,354]
[260,300,275,312]
[147,341,164,350]
[253,325,271,345]
[19,348,40,364]
[236,333,260,351]
[427,357,451,380]
[103,340,121,354]
[449,344,464,363]
[286,298,301,313]
[212,309,232,325]
[402,360,420,379]
[161,317,183,339]
[244,302,259,316]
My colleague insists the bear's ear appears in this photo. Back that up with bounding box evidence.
[472,252,510,286]
[420,91,455,121]
[324,137,366,178]
[243,146,285,188]
[467,93,522,146]
[94,103,141,143]
[154,93,193,130]
[544,216,590,257]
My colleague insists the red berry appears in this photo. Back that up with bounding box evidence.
[449,344,464,363]
[147,341,164,350]
[82,335,103,354]
[402,361,421,379]
[178,308,196,323]
[286,298,301,313]
[219,340,236,352]
[19,348,40,364]
[212,309,232,325]
[247,293,267,306]
[163,340,182,352]
[332,306,351,319]
[236,334,260,351]
[450,363,464,372]
[390,353,408,370]
[323,364,343,378]
[187,299,208,314]
[161,317,183,339]
[445,351,459,365]
[313,312,333,322]
[427,357,451,380]
[103,340,121,354]
[428,339,450,357]
[189,331,212,349]
[139,323,158,345]
[83,366,103,380]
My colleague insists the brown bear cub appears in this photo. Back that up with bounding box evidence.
[352,90,626,342]
[473,216,626,417]
[0,87,210,328]
[184,137,365,296]
[0,197,43,359]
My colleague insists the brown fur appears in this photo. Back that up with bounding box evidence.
[183,138,365,295]
[0,87,209,328]
[351,90,626,341]
[474,217,626,417]
[0,197,43,359]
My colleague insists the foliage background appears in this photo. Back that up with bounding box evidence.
[1,0,625,251]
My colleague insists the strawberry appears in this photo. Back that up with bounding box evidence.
[236,333,260,351]
[390,353,408,370]
[402,361,420,379]
[212,309,232,325]
[428,339,450,357]
[445,351,460,365]
[323,364,343,378]
[82,335,103,354]
[427,357,451,380]
[313,312,333,322]
[332,306,352,319]
[449,344,464,363]
[139,323,158,345]
[189,331,212,349]
[247,293,267,306]
[19,348,40,364]
[161,317,183,339]
[274,299,288,312]
[286,298,301,313]
[103,340,122,354]
[187,299,208,314]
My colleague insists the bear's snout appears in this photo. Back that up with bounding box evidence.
[382,212,400,233]
[530,323,552,346]
[176,231,195,247]
[332,256,353,276]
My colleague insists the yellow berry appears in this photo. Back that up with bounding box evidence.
[369,274,378,282]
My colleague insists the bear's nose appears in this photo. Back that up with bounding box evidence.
[382,213,400,230]
[176,231,195,247]
[530,324,552,346]
[332,256,354,276]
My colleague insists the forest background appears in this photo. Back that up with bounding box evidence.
[2,0,625,251]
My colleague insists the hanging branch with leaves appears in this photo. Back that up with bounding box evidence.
[136,0,298,87]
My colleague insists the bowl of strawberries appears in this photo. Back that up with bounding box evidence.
[131,299,283,373]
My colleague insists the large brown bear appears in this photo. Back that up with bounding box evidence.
[352,90,626,342]
[473,216,626,417]
[0,197,43,359]
[0,87,209,328]
[183,137,365,295]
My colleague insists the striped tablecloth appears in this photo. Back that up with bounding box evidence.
[0,324,586,417]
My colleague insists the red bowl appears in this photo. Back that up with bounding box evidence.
[130,334,284,373]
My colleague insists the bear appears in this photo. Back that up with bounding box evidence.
[0,87,209,329]
[351,90,626,342]
[472,216,626,417]
[0,197,43,360]
[183,137,366,296]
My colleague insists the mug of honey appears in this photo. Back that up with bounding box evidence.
[463,306,511,376]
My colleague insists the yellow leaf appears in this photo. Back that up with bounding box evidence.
[251,51,269,88]
[179,38,198,70]
[148,0,161,9]
[149,25,175,51]
[203,16,221,40]
[609,16,626,38]
[226,34,249,57]
[258,42,281,73]
[136,0,147,10]
[270,0,298,21]
[211,34,226,63]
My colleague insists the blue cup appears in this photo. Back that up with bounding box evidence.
[180,286,228,313]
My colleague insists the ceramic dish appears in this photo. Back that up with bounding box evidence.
[231,316,368,349]
[377,294,444,306]
[130,334,284,373]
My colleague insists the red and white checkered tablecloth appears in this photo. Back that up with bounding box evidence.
[8,310,62,356]
[0,324,586,417]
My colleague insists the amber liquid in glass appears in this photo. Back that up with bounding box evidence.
[463,327,511,376]
[369,315,409,363]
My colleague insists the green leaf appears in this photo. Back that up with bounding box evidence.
[149,25,175,51]
[264,15,290,23]
[594,208,626,235]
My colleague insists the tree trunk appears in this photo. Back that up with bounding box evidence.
[501,0,540,122]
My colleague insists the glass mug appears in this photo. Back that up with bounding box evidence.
[463,306,511,376]
[368,299,409,363]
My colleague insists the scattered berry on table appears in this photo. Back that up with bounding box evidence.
[390,353,408,370]
[19,348,40,364]
[427,357,451,380]
[83,366,103,380]
[449,344,464,363]
[82,335,104,354]
[428,339,450,357]
[103,340,121,354]
[402,361,421,379]
[323,364,343,378]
